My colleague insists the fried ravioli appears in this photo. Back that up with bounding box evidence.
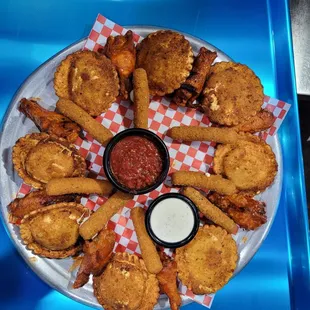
[201,62,264,126]
[20,202,90,258]
[12,133,86,188]
[176,225,238,294]
[136,30,194,96]
[54,50,119,116]
[93,252,159,310]
[54,54,74,99]
[223,141,277,192]
[213,144,234,175]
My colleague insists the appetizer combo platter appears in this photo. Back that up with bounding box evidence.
[0,15,290,309]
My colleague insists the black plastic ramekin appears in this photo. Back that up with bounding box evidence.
[145,193,200,248]
[103,128,170,195]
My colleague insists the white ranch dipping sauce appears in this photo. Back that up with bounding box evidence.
[150,198,195,243]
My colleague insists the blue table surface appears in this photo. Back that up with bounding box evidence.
[1,1,309,310]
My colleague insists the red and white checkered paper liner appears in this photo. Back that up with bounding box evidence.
[16,14,291,309]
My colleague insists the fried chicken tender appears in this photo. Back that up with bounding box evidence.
[231,109,275,133]
[183,187,238,234]
[19,98,80,143]
[172,171,237,195]
[8,189,79,224]
[201,62,264,126]
[103,30,136,100]
[136,30,194,95]
[73,229,115,288]
[208,192,267,230]
[176,225,238,294]
[157,253,181,310]
[172,47,217,107]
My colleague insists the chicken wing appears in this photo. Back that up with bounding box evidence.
[19,98,80,143]
[231,109,275,133]
[103,30,136,100]
[172,47,217,107]
[157,252,182,310]
[8,189,79,224]
[73,229,115,288]
[208,192,267,230]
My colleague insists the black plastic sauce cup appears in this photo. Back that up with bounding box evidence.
[145,193,200,248]
[103,128,170,195]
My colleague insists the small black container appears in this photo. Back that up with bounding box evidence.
[103,128,170,195]
[145,193,200,248]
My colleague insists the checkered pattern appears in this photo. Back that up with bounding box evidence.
[15,14,291,309]
[84,14,141,52]
[261,96,291,143]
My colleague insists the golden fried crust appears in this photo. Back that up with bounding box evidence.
[223,141,277,191]
[176,225,238,294]
[12,133,50,188]
[19,98,81,143]
[136,30,194,96]
[104,30,136,100]
[202,62,264,126]
[20,202,90,258]
[231,109,275,133]
[69,51,119,116]
[213,144,234,175]
[54,54,74,98]
[213,134,266,176]
[208,192,267,230]
[25,142,75,182]
[93,252,159,310]
[12,133,86,188]
[172,171,237,195]
[8,189,79,224]
[172,47,217,107]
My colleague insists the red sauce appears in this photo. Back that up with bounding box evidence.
[110,136,163,190]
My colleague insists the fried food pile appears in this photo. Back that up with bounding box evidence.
[8,28,280,310]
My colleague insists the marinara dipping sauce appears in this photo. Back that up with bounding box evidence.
[110,136,163,190]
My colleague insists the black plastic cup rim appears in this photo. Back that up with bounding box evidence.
[103,128,170,195]
[145,193,200,248]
